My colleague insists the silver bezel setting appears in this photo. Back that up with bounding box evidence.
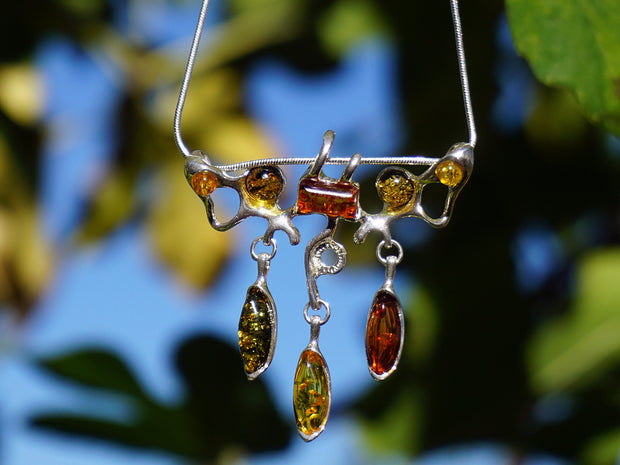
[294,317,332,442]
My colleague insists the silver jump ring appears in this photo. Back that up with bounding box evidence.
[376,239,404,266]
[250,236,277,261]
[303,299,331,325]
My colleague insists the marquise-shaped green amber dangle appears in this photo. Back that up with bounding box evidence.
[293,317,331,441]
[239,284,276,379]
[238,238,278,380]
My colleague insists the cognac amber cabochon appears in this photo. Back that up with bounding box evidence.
[238,285,275,378]
[366,289,404,379]
[245,166,284,202]
[296,177,359,219]
[190,171,218,197]
[293,348,331,440]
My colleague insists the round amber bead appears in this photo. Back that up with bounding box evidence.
[376,170,415,209]
[435,161,464,187]
[191,171,218,197]
[245,166,284,203]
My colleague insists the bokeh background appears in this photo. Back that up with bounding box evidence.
[1,0,620,464]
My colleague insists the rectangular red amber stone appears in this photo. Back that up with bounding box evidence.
[296,177,359,219]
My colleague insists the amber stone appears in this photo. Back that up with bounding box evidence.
[238,286,274,376]
[366,290,403,378]
[293,348,330,439]
[376,170,415,209]
[435,160,464,187]
[297,177,359,219]
[191,171,218,197]
[245,166,284,203]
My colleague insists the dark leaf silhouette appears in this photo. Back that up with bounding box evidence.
[31,335,290,460]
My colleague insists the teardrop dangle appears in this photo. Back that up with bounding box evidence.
[293,306,332,441]
[366,240,405,380]
[238,236,278,380]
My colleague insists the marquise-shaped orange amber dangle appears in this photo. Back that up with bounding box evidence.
[293,346,331,441]
[365,289,404,380]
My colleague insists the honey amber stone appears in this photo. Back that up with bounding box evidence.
[245,166,284,203]
[297,177,359,219]
[191,171,218,197]
[376,170,415,209]
[366,290,403,378]
[293,349,330,439]
[238,286,274,376]
[435,160,464,187]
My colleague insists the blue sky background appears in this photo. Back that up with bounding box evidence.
[0,0,598,464]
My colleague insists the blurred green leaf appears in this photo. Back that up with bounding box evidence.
[148,161,232,290]
[528,248,620,393]
[358,386,422,455]
[0,206,54,318]
[32,336,291,460]
[76,170,135,243]
[318,0,389,58]
[0,64,44,126]
[525,87,588,152]
[581,427,620,465]
[507,0,620,137]
[405,286,438,363]
[32,409,203,460]
[54,0,106,17]
[38,349,147,398]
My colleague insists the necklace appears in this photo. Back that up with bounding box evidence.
[174,0,476,442]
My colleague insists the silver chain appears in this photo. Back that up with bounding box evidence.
[174,0,476,167]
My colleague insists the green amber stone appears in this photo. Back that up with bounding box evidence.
[293,348,330,439]
[238,286,274,377]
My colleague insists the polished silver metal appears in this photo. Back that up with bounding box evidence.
[294,315,332,442]
[450,0,477,148]
[174,0,212,158]
[177,0,477,442]
[303,299,331,326]
[250,236,277,261]
[308,131,335,176]
[301,143,362,309]
[376,239,404,266]
[304,222,347,311]
[185,153,300,245]
[310,240,347,277]
[174,0,476,164]
[215,155,439,172]
[365,253,406,381]
[187,132,472,249]
[240,246,278,380]
[354,142,474,245]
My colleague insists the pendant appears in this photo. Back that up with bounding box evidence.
[182,131,473,438]
[294,311,331,441]
[238,237,278,380]
[366,240,405,380]
[176,0,477,443]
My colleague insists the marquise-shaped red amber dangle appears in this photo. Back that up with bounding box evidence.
[365,289,404,380]
[293,346,331,441]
